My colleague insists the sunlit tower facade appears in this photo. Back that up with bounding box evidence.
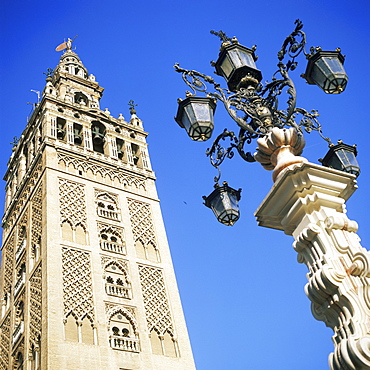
[0,42,195,370]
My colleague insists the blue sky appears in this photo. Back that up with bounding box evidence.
[1,1,369,369]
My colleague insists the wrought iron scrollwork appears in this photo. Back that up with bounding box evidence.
[174,19,332,176]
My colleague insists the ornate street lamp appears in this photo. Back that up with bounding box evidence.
[321,141,360,177]
[175,96,216,141]
[173,21,370,370]
[173,19,357,225]
[212,31,262,92]
[203,182,241,226]
[302,48,348,94]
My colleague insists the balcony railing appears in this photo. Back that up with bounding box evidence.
[105,283,130,299]
[109,336,139,352]
[98,208,119,220]
[100,240,126,255]
[13,274,25,297]
[12,321,24,346]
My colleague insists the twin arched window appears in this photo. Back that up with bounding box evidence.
[109,310,139,352]
[96,193,119,221]
[104,262,130,299]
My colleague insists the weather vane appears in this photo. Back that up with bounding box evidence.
[210,30,232,43]
[43,68,54,80]
[128,100,138,115]
[55,35,78,52]
[10,136,19,148]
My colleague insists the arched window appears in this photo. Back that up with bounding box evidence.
[30,335,41,370]
[64,313,78,342]
[150,328,162,355]
[73,123,83,145]
[104,262,130,299]
[108,310,139,352]
[75,223,86,245]
[91,122,106,154]
[96,193,120,221]
[13,300,25,346]
[81,315,94,345]
[56,117,66,140]
[74,92,88,106]
[116,138,125,160]
[16,351,24,370]
[134,239,160,262]
[149,329,178,357]
[99,227,126,255]
[15,226,27,261]
[14,264,26,297]
[61,221,73,242]
[129,143,142,167]
[30,236,41,270]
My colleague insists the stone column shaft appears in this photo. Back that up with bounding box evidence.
[255,162,370,370]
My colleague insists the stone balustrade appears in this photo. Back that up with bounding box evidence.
[109,335,139,352]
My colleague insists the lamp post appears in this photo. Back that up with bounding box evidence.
[174,20,369,370]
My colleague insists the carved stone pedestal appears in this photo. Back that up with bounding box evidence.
[255,162,370,370]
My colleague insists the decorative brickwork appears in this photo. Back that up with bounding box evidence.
[59,178,87,229]
[3,233,15,298]
[29,264,42,348]
[62,247,95,322]
[0,313,11,369]
[138,265,174,335]
[57,152,147,191]
[127,199,156,247]
[4,159,42,234]
[31,184,42,247]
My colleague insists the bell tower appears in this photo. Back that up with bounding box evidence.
[0,41,195,369]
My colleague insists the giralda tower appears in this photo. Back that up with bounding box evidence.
[0,40,195,370]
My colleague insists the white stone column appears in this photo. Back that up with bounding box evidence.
[255,158,370,369]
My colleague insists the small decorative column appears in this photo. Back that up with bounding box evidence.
[254,127,370,370]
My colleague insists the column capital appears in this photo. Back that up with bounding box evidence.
[255,162,357,235]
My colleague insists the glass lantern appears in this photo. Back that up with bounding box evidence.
[303,50,348,94]
[214,43,262,92]
[175,96,216,141]
[203,182,242,226]
[321,142,360,177]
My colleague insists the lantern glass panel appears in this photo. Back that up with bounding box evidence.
[229,49,256,69]
[336,149,359,175]
[191,103,213,122]
[184,104,196,124]
[180,109,192,131]
[220,56,233,78]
